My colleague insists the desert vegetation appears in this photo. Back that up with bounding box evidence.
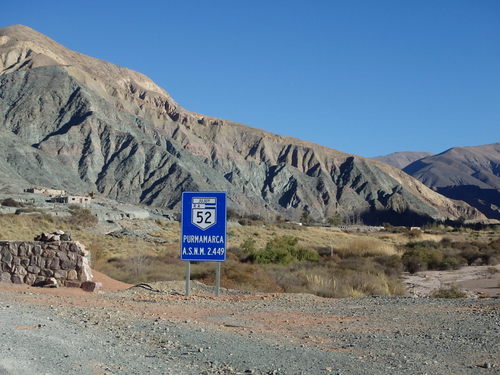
[401,238,500,273]
[1,197,23,207]
[430,285,468,298]
[0,212,498,298]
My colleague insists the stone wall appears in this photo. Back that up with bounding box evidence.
[0,240,92,287]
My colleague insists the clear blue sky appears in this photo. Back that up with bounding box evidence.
[2,0,499,157]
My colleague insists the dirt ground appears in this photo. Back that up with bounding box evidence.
[0,269,499,375]
[402,264,500,297]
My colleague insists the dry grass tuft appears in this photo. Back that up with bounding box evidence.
[334,237,398,257]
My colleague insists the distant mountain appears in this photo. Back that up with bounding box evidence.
[403,143,500,219]
[0,25,484,225]
[373,152,433,169]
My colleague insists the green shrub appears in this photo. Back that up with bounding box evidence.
[250,236,320,265]
[402,247,444,273]
[241,238,256,252]
[230,238,257,261]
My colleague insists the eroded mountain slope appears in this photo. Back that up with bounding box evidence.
[403,143,500,219]
[0,25,483,223]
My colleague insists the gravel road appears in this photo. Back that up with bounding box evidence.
[0,282,498,375]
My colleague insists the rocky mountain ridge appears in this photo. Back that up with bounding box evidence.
[373,151,433,169]
[403,143,500,219]
[0,25,484,224]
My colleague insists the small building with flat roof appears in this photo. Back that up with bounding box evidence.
[50,196,91,205]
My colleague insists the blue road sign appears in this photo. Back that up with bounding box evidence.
[181,192,227,262]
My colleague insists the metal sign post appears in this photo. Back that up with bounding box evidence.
[180,192,227,297]
[185,261,191,296]
[215,262,221,297]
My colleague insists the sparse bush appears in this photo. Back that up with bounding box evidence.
[220,261,281,292]
[154,218,169,226]
[276,222,305,231]
[40,213,55,223]
[316,246,342,262]
[407,228,423,239]
[489,238,500,251]
[487,266,499,276]
[459,246,482,265]
[402,238,500,272]
[227,208,240,221]
[440,237,453,247]
[87,240,107,266]
[1,198,23,207]
[281,263,405,298]
[327,215,342,226]
[265,264,308,293]
[126,248,151,279]
[406,240,441,250]
[422,222,447,234]
[383,223,408,233]
[100,253,184,284]
[402,241,472,273]
[237,213,264,226]
[230,238,257,261]
[439,252,467,270]
[300,210,311,225]
[190,262,213,280]
[241,238,256,253]
[238,218,252,226]
[335,237,397,258]
[374,255,403,277]
[15,207,45,214]
[430,285,467,298]
[65,206,98,228]
[402,247,443,273]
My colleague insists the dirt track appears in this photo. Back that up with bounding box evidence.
[0,278,499,375]
[403,264,500,298]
